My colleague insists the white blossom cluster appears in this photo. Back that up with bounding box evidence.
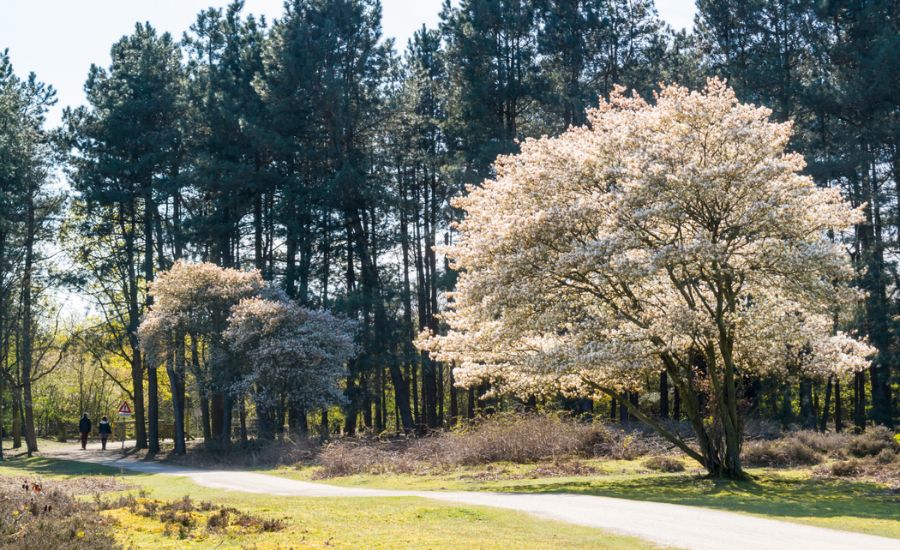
[225,296,358,412]
[140,261,265,376]
[140,261,356,413]
[419,79,873,398]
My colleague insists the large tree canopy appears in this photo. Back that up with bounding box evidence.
[420,79,873,478]
[139,261,265,449]
[225,295,357,439]
[140,261,355,445]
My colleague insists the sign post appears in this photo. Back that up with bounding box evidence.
[117,401,132,451]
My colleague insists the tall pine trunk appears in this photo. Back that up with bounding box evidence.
[21,192,37,455]
[659,372,669,419]
[167,335,186,454]
[144,183,159,453]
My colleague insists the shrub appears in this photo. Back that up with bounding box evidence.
[0,481,117,549]
[643,456,685,472]
[848,426,898,457]
[527,460,600,478]
[742,419,783,440]
[315,440,422,478]
[315,414,676,478]
[588,427,666,460]
[440,414,595,464]
[163,437,317,469]
[793,430,851,455]
[875,448,896,465]
[825,459,863,477]
[742,439,821,467]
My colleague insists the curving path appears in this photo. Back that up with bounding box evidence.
[44,443,899,550]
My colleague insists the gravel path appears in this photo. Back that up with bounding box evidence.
[44,443,899,550]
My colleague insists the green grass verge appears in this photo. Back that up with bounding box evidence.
[0,456,655,549]
[268,460,900,539]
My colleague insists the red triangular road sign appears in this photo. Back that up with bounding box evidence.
[117,401,132,415]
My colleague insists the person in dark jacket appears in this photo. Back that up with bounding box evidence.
[78,413,92,450]
[98,416,112,450]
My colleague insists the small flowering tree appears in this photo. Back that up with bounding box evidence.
[419,79,872,478]
[140,261,265,450]
[225,296,358,439]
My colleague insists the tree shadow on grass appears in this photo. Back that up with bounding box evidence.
[0,456,150,479]
[497,472,898,522]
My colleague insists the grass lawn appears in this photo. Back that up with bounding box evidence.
[0,455,655,549]
[267,458,900,540]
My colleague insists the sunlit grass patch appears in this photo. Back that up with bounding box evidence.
[0,456,657,549]
[271,460,900,539]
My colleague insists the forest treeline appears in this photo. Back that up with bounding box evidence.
[0,0,896,455]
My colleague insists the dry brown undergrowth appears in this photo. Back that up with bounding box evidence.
[98,493,286,540]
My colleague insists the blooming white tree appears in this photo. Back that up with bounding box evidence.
[419,79,873,478]
[140,261,265,449]
[225,295,358,439]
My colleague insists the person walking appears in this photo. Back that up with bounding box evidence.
[98,416,112,450]
[78,413,92,450]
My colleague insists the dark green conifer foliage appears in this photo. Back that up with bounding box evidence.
[65,24,184,450]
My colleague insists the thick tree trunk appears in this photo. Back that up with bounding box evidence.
[254,191,264,273]
[799,378,815,429]
[342,224,359,436]
[862,160,893,428]
[189,335,212,443]
[147,366,160,452]
[144,184,159,453]
[388,360,414,432]
[427,182,442,427]
[200,396,212,443]
[362,375,373,431]
[210,394,223,441]
[257,402,276,441]
[238,397,248,442]
[853,371,866,432]
[167,339,186,454]
[221,395,233,446]
[396,178,417,433]
[288,406,308,435]
[834,378,843,432]
[11,385,21,449]
[320,407,330,442]
[714,340,745,480]
[412,362,421,425]
[130,349,147,449]
[21,195,38,456]
[123,208,147,449]
[374,367,384,433]
[780,384,793,425]
[449,366,459,425]
[659,371,669,419]
[413,191,437,430]
[819,375,833,432]
[277,396,287,438]
[343,375,358,436]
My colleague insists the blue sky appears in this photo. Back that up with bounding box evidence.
[1,0,696,127]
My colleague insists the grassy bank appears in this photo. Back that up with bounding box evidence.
[9,416,898,543]
[266,460,900,539]
[0,456,653,549]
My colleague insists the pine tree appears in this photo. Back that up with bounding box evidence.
[182,0,269,444]
[64,24,184,450]
[441,0,541,183]
[0,50,59,456]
